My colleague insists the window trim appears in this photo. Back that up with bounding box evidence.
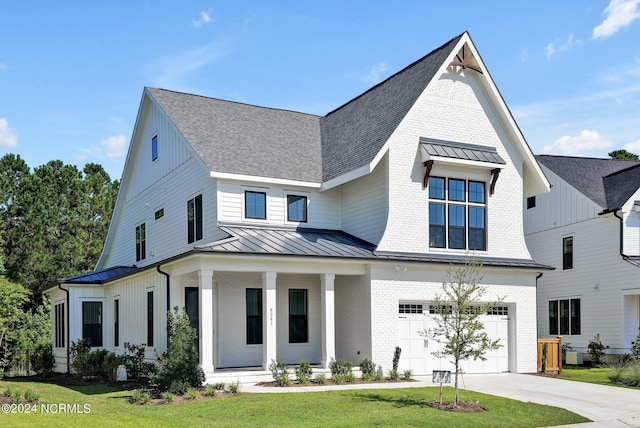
[82,301,103,347]
[246,288,263,345]
[289,289,308,344]
[549,298,581,336]
[245,190,267,220]
[286,194,308,223]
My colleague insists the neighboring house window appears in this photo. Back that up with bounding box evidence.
[114,299,119,347]
[187,194,203,243]
[287,195,307,222]
[563,236,573,270]
[549,299,580,335]
[428,177,486,251]
[82,302,103,347]
[152,135,158,161]
[245,191,266,219]
[147,291,154,347]
[246,288,263,345]
[527,196,536,209]
[289,289,308,343]
[136,223,146,262]
[54,303,65,348]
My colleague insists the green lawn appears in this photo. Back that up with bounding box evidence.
[560,366,614,386]
[0,378,588,428]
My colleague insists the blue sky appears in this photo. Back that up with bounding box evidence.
[1,1,639,180]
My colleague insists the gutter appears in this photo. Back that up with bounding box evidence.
[613,210,640,268]
[57,284,70,373]
[156,265,170,348]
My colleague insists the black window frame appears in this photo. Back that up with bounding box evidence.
[136,222,146,262]
[428,177,486,251]
[54,302,65,348]
[289,289,308,343]
[287,195,308,223]
[152,135,158,161]
[147,291,154,347]
[114,299,119,347]
[563,236,573,270]
[187,194,203,244]
[527,196,536,209]
[245,191,267,220]
[82,301,103,347]
[246,288,263,345]
[549,298,580,335]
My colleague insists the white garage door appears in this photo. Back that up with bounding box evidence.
[398,303,509,375]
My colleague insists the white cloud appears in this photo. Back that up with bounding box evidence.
[593,0,640,39]
[623,139,640,153]
[362,62,387,84]
[193,9,213,28]
[0,118,18,148]
[542,130,612,155]
[100,135,127,159]
[545,33,581,60]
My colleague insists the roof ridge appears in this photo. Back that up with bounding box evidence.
[603,162,640,178]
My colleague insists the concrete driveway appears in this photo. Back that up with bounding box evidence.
[460,373,640,427]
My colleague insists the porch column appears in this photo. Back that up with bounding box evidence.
[321,273,336,368]
[199,270,214,373]
[262,271,277,370]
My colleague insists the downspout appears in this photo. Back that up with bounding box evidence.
[157,265,170,348]
[613,210,640,268]
[57,284,70,374]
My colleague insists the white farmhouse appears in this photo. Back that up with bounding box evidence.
[526,155,640,358]
[47,32,550,382]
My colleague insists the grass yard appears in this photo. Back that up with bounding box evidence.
[0,378,588,428]
[560,366,614,386]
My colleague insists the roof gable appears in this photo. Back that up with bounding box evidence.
[536,155,640,209]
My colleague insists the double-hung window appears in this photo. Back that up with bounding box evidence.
[246,289,263,345]
[549,298,580,335]
[428,177,486,250]
[82,302,103,347]
[187,195,203,243]
[289,289,308,343]
[245,191,266,219]
[136,223,146,262]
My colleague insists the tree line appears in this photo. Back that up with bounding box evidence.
[0,153,119,375]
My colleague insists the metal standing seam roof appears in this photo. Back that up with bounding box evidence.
[62,266,139,284]
[420,138,506,165]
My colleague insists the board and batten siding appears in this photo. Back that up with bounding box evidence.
[217,180,340,229]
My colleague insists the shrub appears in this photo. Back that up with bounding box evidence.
[31,343,55,377]
[70,339,119,379]
[23,389,39,403]
[403,369,413,380]
[392,346,401,373]
[162,392,174,404]
[359,358,376,377]
[269,359,290,386]
[9,388,22,403]
[361,372,371,382]
[345,372,356,383]
[332,373,344,384]
[389,369,399,381]
[587,334,609,366]
[214,382,225,390]
[123,343,156,381]
[150,307,204,393]
[185,388,199,400]
[204,385,217,397]
[129,389,143,404]
[373,372,384,381]
[329,358,353,376]
[168,380,192,395]
[632,328,640,360]
[228,380,240,394]
[314,374,326,385]
[295,359,313,383]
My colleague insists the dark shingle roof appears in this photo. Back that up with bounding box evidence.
[536,155,640,209]
[321,34,463,181]
[146,88,323,182]
[146,33,464,184]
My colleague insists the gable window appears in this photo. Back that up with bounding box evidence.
[563,236,573,270]
[82,302,103,347]
[527,196,536,209]
[289,289,308,343]
[187,194,203,243]
[147,291,154,347]
[54,303,65,348]
[287,195,307,222]
[136,223,146,262]
[246,288,263,345]
[114,299,119,347]
[549,298,580,335]
[245,191,266,219]
[152,135,158,161]
[428,177,486,251]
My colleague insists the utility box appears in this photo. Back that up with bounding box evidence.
[565,351,583,365]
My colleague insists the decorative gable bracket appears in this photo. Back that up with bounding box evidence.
[490,168,500,195]
[449,44,483,74]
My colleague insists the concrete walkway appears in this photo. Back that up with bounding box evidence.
[242,373,640,427]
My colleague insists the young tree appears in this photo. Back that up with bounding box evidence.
[420,259,503,406]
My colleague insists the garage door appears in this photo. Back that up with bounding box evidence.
[398,303,509,375]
